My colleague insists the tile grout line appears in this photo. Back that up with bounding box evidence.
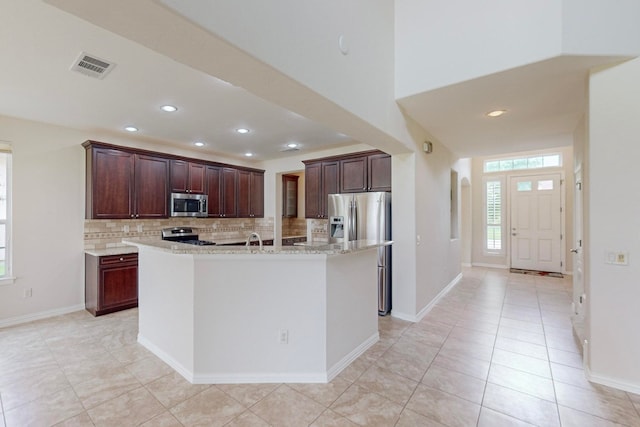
[476,271,508,427]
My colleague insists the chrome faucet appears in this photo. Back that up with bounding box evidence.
[246,232,263,250]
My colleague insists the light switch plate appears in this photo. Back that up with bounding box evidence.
[605,250,629,265]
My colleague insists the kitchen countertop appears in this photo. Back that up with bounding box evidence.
[85,246,139,257]
[122,237,391,255]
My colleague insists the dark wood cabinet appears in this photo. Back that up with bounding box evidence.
[340,156,368,193]
[170,160,206,194]
[303,160,339,218]
[85,144,169,219]
[134,154,170,218]
[367,152,392,192]
[339,152,391,193]
[238,170,264,218]
[206,166,238,218]
[85,253,138,316]
[84,141,264,220]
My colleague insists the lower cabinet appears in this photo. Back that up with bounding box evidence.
[85,253,138,316]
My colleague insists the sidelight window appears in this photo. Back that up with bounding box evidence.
[484,176,504,255]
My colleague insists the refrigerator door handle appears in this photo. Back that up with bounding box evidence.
[349,199,357,241]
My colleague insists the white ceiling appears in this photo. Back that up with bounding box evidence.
[0,1,631,161]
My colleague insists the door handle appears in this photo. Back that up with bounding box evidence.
[511,233,517,236]
[570,248,579,253]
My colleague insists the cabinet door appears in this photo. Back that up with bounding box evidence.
[340,156,367,193]
[188,163,206,194]
[304,162,322,218]
[206,165,222,216]
[250,172,264,218]
[282,175,298,218]
[170,160,189,193]
[100,264,138,309]
[237,170,250,217]
[321,161,339,218]
[134,154,170,218]
[368,153,392,192]
[90,147,134,219]
[221,167,238,217]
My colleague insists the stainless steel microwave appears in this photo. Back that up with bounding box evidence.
[170,193,208,217]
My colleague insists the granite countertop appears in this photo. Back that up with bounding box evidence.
[85,246,139,257]
[122,238,392,255]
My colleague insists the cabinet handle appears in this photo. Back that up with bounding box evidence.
[119,257,124,261]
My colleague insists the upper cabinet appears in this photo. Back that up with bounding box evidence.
[170,160,206,194]
[206,166,238,218]
[303,160,339,219]
[340,151,391,193]
[238,170,264,218]
[85,143,169,219]
[84,141,264,220]
[303,151,391,218]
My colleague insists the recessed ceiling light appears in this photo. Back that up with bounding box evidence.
[244,152,254,157]
[194,141,205,147]
[286,143,299,149]
[236,128,250,134]
[160,105,178,112]
[486,109,507,117]
[124,126,138,132]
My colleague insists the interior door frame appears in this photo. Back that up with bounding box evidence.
[507,171,566,272]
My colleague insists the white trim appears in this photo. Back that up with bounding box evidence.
[0,276,16,286]
[461,262,472,268]
[0,304,85,329]
[472,262,509,269]
[585,367,640,395]
[391,273,462,323]
[139,331,379,385]
[325,332,378,382]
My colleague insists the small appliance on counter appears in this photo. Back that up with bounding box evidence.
[328,192,392,315]
[161,227,215,246]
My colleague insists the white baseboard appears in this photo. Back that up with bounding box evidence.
[461,263,472,268]
[585,367,640,395]
[0,304,85,329]
[391,273,463,323]
[326,332,379,382]
[139,332,379,385]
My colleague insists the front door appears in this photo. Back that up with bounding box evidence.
[510,174,562,273]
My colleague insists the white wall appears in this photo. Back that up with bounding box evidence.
[470,146,574,272]
[587,57,640,392]
[395,0,562,98]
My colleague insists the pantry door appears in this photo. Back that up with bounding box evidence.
[510,174,562,272]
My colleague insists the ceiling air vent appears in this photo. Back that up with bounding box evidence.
[70,52,116,79]
[280,146,301,153]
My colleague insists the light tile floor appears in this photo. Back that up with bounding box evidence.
[1,267,640,426]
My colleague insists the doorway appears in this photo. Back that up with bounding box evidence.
[510,173,563,273]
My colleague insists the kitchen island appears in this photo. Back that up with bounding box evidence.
[123,238,391,384]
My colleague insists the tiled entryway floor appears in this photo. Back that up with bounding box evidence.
[2,267,640,426]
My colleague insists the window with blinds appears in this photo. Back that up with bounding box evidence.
[485,178,504,254]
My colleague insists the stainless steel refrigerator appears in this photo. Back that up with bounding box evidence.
[328,192,392,315]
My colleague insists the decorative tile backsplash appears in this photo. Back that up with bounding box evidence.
[282,218,307,237]
[84,217,274,250]
[84,217,330,249]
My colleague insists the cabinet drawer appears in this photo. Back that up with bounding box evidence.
[100,254,138,265]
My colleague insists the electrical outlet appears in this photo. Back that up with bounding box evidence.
[23,288,32,298]
[137,224,143,233]
[123,225,129,233]
[278,329,288,344]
